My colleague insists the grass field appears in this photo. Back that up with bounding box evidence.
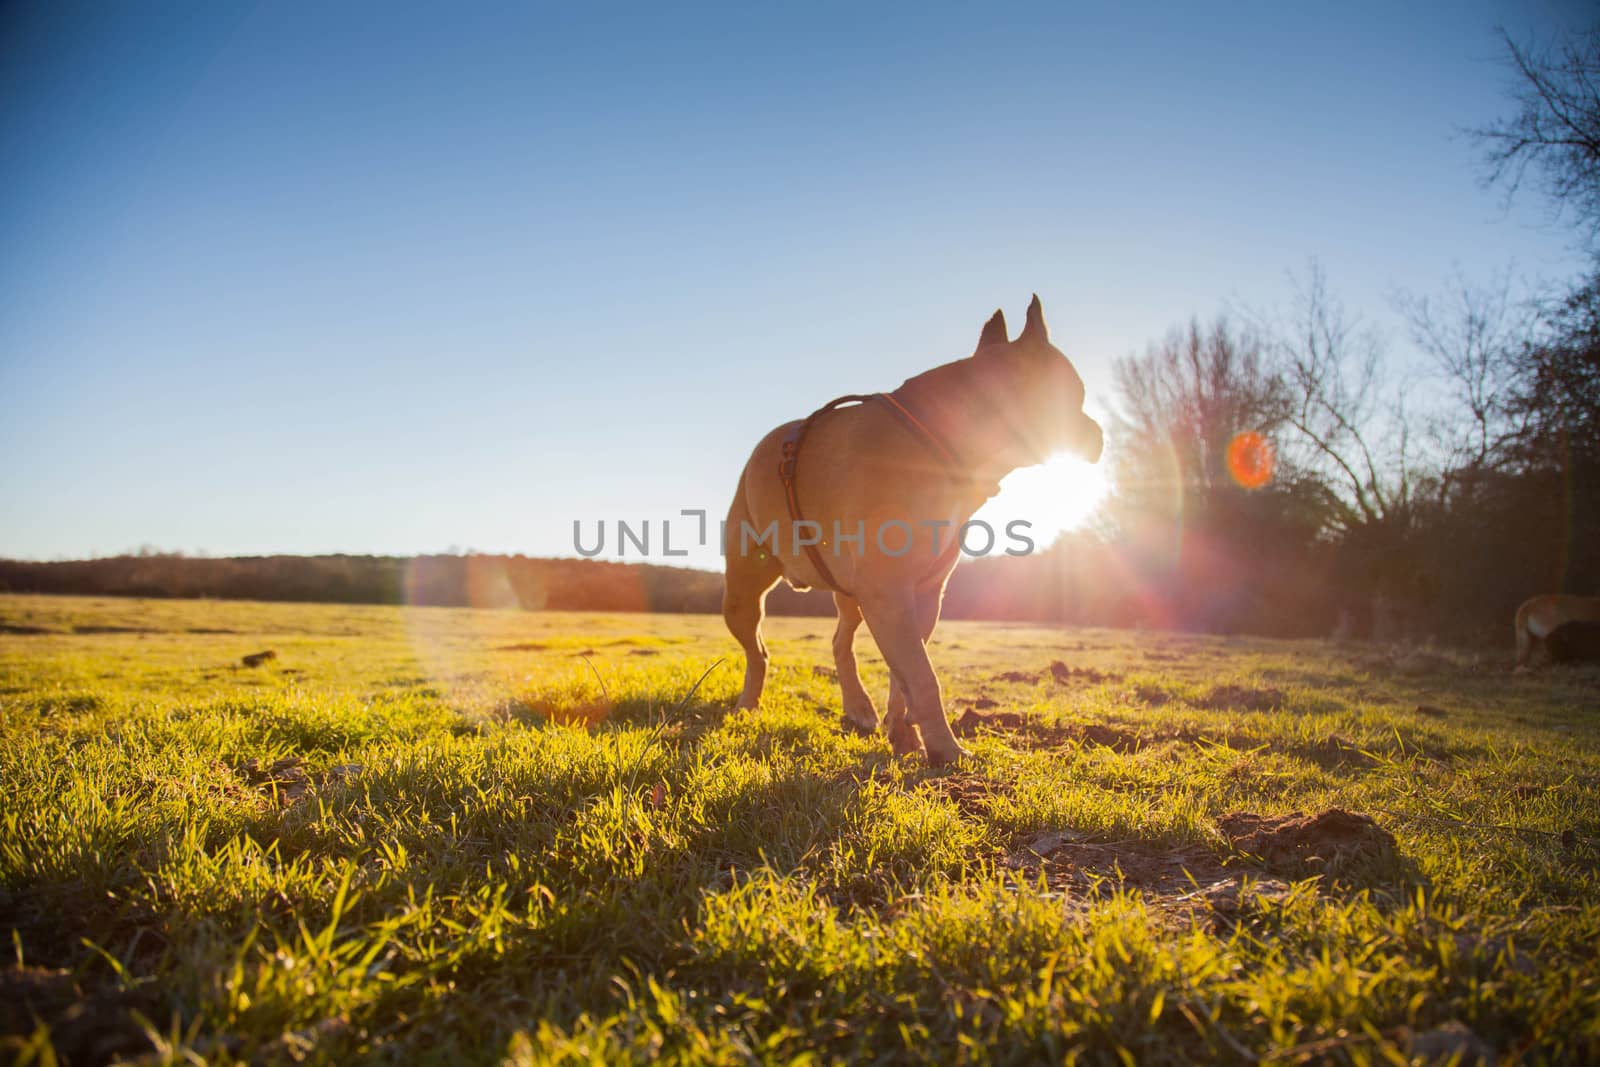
[2,592,1597,1065]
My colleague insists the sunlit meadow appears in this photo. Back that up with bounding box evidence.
[2,593,1597,1063]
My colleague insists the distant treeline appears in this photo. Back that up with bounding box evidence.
[0,553,735,615]
[0,547,1201,628]
[0,536,1497,644]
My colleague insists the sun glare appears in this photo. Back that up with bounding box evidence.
[973,453,1109,547]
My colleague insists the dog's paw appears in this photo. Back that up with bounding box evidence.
[924,743,971,768]
[839,713,878,737]
[887,721,924,757]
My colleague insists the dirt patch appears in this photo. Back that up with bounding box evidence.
[1415,703,1449,718]
[1218,809,1397,878]
[1187,875,1294,915]
[240,650,277,668]
[1049,661,1119,685]
[1072,723,1146,750]
[813,665,837,679]
[1005,830,1229,900]
[989,663,1119,687]
[1298,734,1380,769]
[629,648,660,656]
[952,710,1146,752]
[956,696,1000,710]
[1005,813,1398,917]
[922,773,996,818]
[234,757,362,804]
[0,623,52,635]
[495,642,549,652]
[954,708,1030,734]
[1133,684,1172,707]
[1198,684,1285,711]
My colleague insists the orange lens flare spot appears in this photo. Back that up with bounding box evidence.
[1226,431,1274,489]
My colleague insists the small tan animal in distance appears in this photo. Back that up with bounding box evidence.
[722,296,1103,765]
[1514,594,1600,669]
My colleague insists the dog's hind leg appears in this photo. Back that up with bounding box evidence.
[724,493,783,710]
[724,562,779,709]
[883,675,920,757]
[832,594,879,735]
[862,587,965,766]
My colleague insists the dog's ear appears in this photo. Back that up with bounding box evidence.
[1020,293,1049,341]
[975,309,1008,352]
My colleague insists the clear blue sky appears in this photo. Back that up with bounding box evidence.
[1,1,1591,567]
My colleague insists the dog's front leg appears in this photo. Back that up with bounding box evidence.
[860,590,967,766]
[882,581,944,756]
[832,594,879,735]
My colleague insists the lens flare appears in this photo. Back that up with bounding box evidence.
[1226,431,1274,490]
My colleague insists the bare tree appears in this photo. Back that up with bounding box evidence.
[1271,265,1419,535]
[1511,275,1600,467]
[1107,316,1328,632]
[1109,316,1289,504]
[1475,26,1600,245]
[1396,269,1534,476]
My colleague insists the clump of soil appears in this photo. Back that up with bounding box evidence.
[954,708,1030,735]
[240,649,277,668]
[1301,734,1379,768]
[1134,684,1172,707]
[923,773,995,817]
[956,696,1000,710]
[1218,808,1397,877]
[990,663,1119,687]
[1199,684,1285,711]
[1049,661,1118,685]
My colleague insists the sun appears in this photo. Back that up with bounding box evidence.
[971,452,1109,548]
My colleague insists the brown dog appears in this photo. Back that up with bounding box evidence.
[1515,594,1600,668]
[722,296,1103,764]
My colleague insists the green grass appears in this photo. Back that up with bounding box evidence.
[1,592,1597,1064]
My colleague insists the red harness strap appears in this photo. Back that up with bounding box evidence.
[778,392,970,597]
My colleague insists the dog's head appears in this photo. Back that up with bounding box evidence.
[970,295,1103,465]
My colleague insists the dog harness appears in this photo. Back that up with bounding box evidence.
[777,392,975,596]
